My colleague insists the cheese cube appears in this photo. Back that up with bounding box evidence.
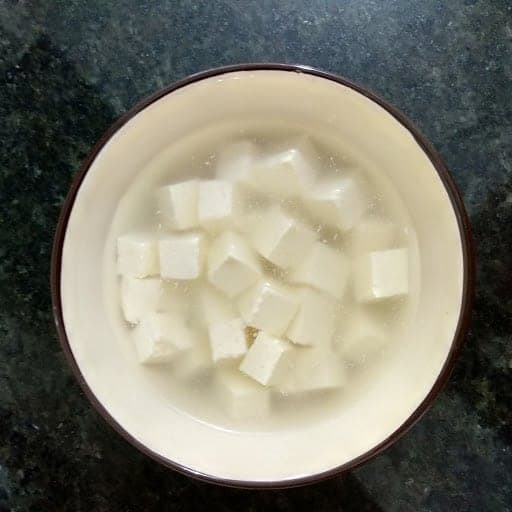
[117,234,159,277]
[355,248,409,302]
[337,311,387,364]
[350,218,396,253]
[308,176,369,231]
[133,312,192,364]
[239,332,293,386]
[193,285,236,328]
[207,231,261,298]
[238,280,298,337]
[159,232,205,280]
[198,180,242,232]
[216,369,270,420]
[249,208,316,269]
[278,347,346,394]
[175,335,213,379]
[248,139,319,198]
[215,140,258,182]
[289,242,348,300]
[157,180,198,230]
[120,276,163,324]
[208,318,248,363]
[286,289,337,347]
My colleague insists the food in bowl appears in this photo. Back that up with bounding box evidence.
[111,132,418,426]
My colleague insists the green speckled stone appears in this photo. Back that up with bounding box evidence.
[0,1,511,510]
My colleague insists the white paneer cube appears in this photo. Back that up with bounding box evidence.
[278,348,346,394]
[117,234,159,277]
[249,208,316,269]
[215,140,258,182]
[208,318,248,363]
[337,311,387,364]
[133,312,192,364]
[308,176,369,231]
[239,332,293,386]
[193,285,236,328]
[198,180,241,232]
[175,336,213,380]
[290,242,348,300]
[286,288,337,347]
[159,232,205,280]
[207,231,261,298]
[249,138,319,198]
[350,218,396,253]
[120,276,163,324]
[157,180,198,230]
[355,248,409,302]
[216,369,270,420]
[238,280,298,337]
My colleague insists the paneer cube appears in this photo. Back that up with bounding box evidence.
[286,288,337,347]
[159,232,205,280]
[120,276,163,324]
[208,318,248,363]
[308,176,369,231]
[157,180,198,230]
[350,218,396,253]
[133,312,193,364]
[215,140,258,182]
[117,234,159,277]
[248,138,320,198]
[216,369,270,420]
[207,231,261,298]
[238,280,298,337]
[355,248,409,302]
[289,242,348,300]
[198,180,242,232]
[239,332,293,386]
[174,335,213,380]
[336,311,387,364]
[249,208,316,269]
[278,347,347,394]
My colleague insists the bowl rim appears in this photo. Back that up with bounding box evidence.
[50,63,475,489]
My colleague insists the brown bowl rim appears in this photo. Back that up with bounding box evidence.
[50,63,475,489]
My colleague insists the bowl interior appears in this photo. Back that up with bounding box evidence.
[58,69,466,484]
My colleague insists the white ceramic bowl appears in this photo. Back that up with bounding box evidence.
[51,65,474,488]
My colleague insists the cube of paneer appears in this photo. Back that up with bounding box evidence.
[355,248,409,302]
[207,231,261,298]
[192,285,236,329]
[278,347,347,394]
[289,242,348,300]
[308,176,369,231]
[248,138,320,198]
[216,369,270,420]
[198,180,242,232]
[215,140,258,182]
[239,332,293,386]
[249,208,316,269]
[157,180,198,230]
[133,312,193,364]
[286,288,337,347]
[208,318,248,363]
[159,232,205,280]
[238,280,298,337]
[117,234,159,277]
[120,276,163,324]
[174,335,213,380]
[336,311,387,364]
[349,218,396,253]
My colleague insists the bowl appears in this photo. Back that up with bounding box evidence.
[51,64,474,488]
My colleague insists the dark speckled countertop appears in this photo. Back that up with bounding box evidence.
[1,1,511,511]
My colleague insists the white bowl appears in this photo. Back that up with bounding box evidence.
[51,65,474,488]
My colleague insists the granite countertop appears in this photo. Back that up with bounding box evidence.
[1,1,511,510]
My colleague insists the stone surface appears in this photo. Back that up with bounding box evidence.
[0,0,511,510]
